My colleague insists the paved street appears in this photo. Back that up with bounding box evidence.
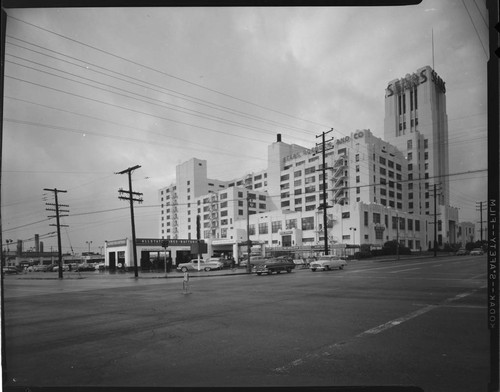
[2,255,490,391]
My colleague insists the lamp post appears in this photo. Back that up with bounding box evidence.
[86,241,92,254]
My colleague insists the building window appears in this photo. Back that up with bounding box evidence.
[281,174,290,181]
[294,170,302,178]
[281,201,290,208]
[355,154,360,162]
[286,219,297,229]
[407,139,412,150]
[364,211,369,226]
[415,220,420,231]
[305,195,316,203]
[373,213,381,224]
[342,212,350,219]
[305,205,316,211]
[272,221,282,233]
[249,224,255,235]
[258,223,268,234]
[301,217,315,230]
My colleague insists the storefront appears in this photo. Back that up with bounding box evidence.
[104,238,207,271]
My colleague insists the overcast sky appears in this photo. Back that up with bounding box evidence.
[2,1,489,255]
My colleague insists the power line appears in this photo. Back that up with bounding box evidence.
[6,15,332,130]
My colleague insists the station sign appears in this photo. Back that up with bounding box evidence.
[136,238,206,246]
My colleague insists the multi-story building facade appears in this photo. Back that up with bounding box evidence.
[158,65,461,259]
[384,65,458,247]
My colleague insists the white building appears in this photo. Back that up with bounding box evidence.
[156,65,462,260]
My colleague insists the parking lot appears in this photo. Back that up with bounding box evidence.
[2,255,491,390]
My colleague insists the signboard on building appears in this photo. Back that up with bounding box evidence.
[135,238,206,247]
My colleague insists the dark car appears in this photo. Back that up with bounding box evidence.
[254,258,295,275]
[2,266,21,274]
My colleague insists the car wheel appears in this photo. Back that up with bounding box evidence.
[286,268,292,273]
[325,266,330,271]
[276,270,281,274]
[311,268,316,272]
[339,265,344,270]
[204,267,211,271]
[181,267,188,272]
[256,272,261,275]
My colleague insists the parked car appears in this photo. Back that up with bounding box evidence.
[53,265,70,272]
[310,255,346,272]
[96,262,106,271]
[240,257,271,267]
[2,266,21,274]
[176,259,223,272]
[254,258,295,275]
[75,263,96,272]
[206,257,232,268]
[469,248,484,256]
[455,248,468,256]
[33,264,51,272]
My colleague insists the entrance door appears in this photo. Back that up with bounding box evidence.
[109,252,116,270]
[282,235,292,247]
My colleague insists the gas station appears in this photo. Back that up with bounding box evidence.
[104,238,207,271]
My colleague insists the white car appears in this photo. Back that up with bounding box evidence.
[310,255,346,272]
[176,259,223,272]
[469,248,484,256]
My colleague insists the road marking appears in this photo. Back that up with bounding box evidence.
[273,287,481,374]
[389,267,421,273]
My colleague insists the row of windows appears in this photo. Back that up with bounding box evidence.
[363,211,421,231]
[249,216,316,235]
[407,138,429,150]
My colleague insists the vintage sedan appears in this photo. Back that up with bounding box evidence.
[310,255,346,272]
[176,259,224,272]
[469,248,484,256]
[254,258,295,275]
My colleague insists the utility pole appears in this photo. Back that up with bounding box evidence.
[431,183,442,258]
[316,128,334,255]
[44,188,69,279]
[116,165,143,278]
[246,194,255,273]
[476,201,487,243]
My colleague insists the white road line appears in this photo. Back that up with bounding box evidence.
[273,288,480,374]
[389,267,421,274]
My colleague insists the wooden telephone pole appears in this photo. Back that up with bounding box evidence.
[116,165,143,278]
[44,188,69,279]
[316,129,334,255]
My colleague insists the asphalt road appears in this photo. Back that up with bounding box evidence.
[1,255,491,391]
